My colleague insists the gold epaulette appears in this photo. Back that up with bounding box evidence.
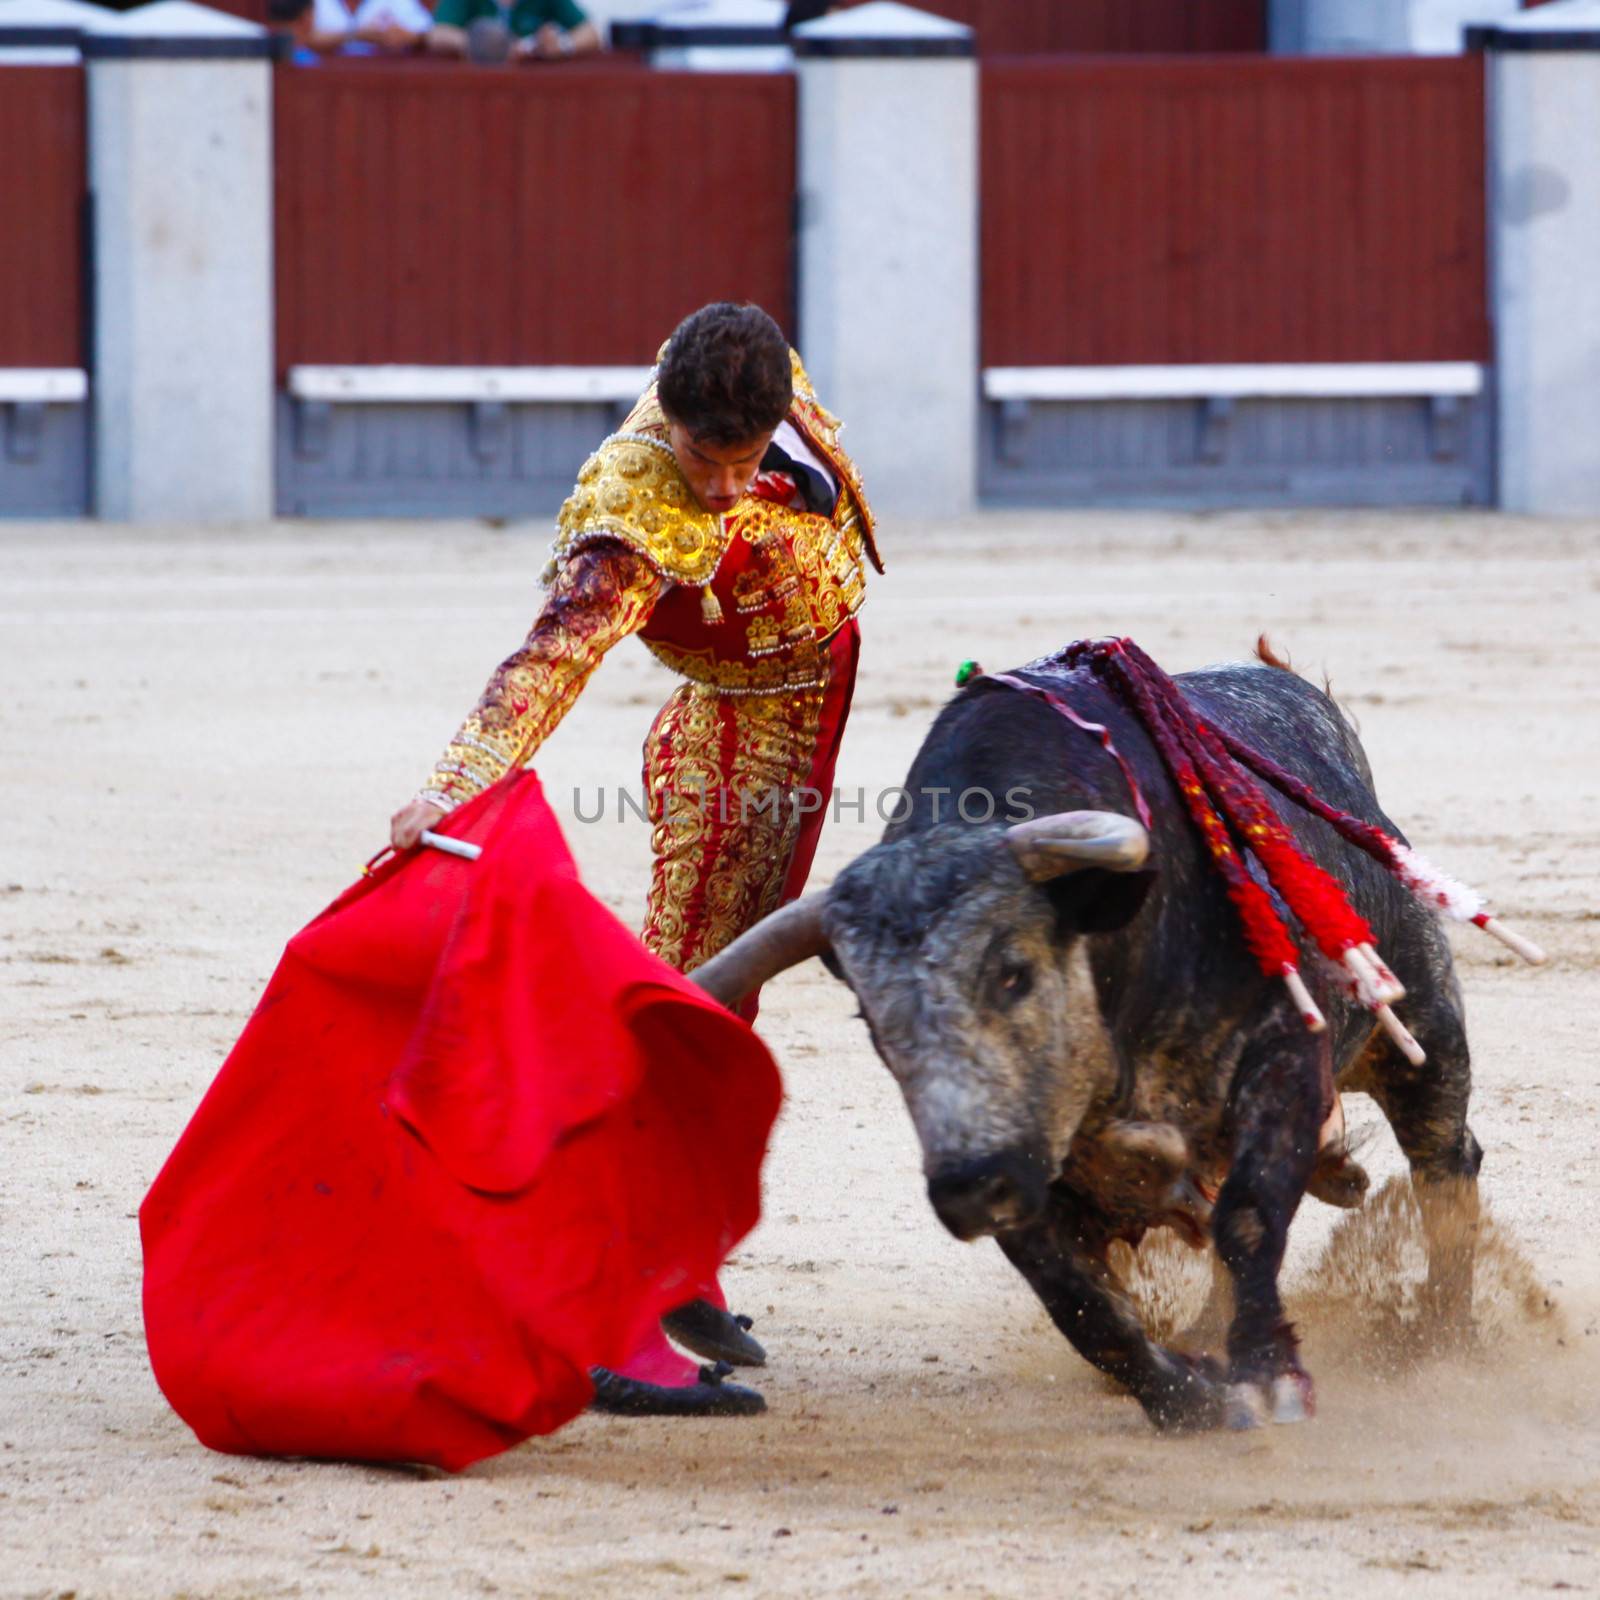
[551,430,731,587]
[787,350,885,576]
[789,348,818,404]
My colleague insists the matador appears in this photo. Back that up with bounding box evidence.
[389,302,882,1416]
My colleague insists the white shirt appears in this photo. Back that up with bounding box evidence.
[313,0,433,50]
[773,419,838,502]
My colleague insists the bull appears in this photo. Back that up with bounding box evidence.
[691,646,1483,1431]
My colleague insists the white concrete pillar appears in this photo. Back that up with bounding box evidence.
[1282,0,1521,54]
[618,0,794,72]
[1475,4,1600,513]
[83,1,275,522]
[793,2,977,520]
[1266,0,1308,52]
[0,0,102,62]
[1294,0,1408,51]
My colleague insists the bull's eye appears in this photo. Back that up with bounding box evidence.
[995,959,1033,1005]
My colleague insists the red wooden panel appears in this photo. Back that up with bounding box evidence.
[201,0,268,20]
[981,56,1488,366]
[836,0,1265,54]
[0,67,85,368]
[275,62,795,369]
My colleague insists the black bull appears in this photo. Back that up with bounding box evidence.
[692,654,1483,1432]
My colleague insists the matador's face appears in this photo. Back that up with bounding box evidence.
[666,421,776,516]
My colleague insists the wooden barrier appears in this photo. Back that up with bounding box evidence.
[981,54,1489,367]
[837,0,1266,53]
[275,61,796,372]
[0,66,84,371]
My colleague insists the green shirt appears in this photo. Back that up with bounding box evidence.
[432,0,588,35]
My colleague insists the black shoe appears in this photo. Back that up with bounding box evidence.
[660,1299,768,1368]
[588,1361,767,1418]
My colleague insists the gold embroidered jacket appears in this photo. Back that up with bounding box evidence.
[420,352,879,809]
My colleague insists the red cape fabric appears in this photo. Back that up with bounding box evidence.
[140,774,782,1472]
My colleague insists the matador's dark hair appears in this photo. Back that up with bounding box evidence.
[657,303,793,447]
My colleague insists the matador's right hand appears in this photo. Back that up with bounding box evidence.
[390,798,448,851]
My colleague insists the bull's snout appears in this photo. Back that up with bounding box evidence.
[927,1152,1049,1241]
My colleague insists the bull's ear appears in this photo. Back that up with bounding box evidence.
[1044,866,1157,935]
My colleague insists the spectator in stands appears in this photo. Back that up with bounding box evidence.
[306,0,435,55]
[428,0,602,60]
[267,0,320,62]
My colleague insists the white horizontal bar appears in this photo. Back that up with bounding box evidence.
[288,365,654,405]
[984,363,1485,402]
[0,369,88,403]
[0,47,82,64]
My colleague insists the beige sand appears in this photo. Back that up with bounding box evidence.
[3,509,1597,1599]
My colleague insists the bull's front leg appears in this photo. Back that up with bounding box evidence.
[1212,1029,1325,1427]
[998,1195,1228,1432]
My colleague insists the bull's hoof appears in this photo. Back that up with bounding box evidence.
[1144,1351,1229,1433]
[588,1362,767,1419]
[1224,1381,1270,1431]
[1223,1369,1316,1430]
[661,1299,767,1368]
[1270,1370,1316,1424]
[1306,1146,1370,1209]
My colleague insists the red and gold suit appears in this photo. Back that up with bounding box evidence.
[419,352,882,996]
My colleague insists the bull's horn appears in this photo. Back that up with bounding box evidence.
[688,894,831,1011]
[1005,811,1150,881]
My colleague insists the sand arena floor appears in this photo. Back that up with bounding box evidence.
[2,509,1598,1598]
